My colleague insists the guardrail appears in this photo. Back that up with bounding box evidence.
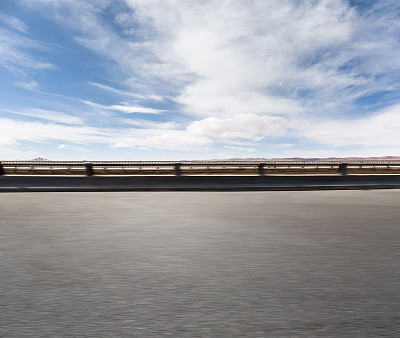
[1,161,400,176]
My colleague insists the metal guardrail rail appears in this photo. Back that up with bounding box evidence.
[1,161,400,176]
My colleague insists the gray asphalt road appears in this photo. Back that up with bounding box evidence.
[1,191,399,337]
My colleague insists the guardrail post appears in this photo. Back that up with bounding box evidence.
[0,162,4,175]
[339,162,348,176]
[258,163,265,176]
[85,162,94,176]
[174,163,181,176]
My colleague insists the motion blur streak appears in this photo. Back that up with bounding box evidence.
[2,191,399,337]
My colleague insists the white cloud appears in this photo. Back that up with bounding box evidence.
[116,0,400,126]
[187,114,285,140]
[178,84,304,118]
[122,0,360,115]
[224,146,256,153]
[0,138,43,160]
[112,129,211,151]
[120,118,181,129]
[0,116,208,154]
[0,143,41,160]
[301,104,400,148]
[57,144,90,152]
[82,100,163,114]
[6,108,84,125]
[0,118,107,146]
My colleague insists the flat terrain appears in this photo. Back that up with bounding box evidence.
[1,191,399,337]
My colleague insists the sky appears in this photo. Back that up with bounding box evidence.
[1,0,400,160]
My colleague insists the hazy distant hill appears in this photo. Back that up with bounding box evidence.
[30,157,50,161]
[19,156,400,162]
[208,156,400,161]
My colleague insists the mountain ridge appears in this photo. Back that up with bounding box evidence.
[207,156,400,161]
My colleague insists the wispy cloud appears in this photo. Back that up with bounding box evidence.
[0,13,28,33]
[5,108,84,125]
[15,80,39,91]
[0,20,54,95]
[120,118,181,129]
[0,118,107,146]
[82,100,163,114]
[0,28,54,70]
[87,82,163,101]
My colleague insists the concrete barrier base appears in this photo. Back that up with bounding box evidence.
[1,175,400,192]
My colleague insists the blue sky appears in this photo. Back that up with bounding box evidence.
[1,0,400,160]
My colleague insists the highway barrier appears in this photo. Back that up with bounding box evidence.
[1,160,400,176]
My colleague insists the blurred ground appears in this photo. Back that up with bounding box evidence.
[1,191,399,337]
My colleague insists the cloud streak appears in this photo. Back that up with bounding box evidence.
[87,82,163,101]
[6,108,84,125]
[0,13,28,33]
[0,28,54,71]
[82,100,163,114]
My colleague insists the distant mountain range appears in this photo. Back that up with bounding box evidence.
[207,156,400,161]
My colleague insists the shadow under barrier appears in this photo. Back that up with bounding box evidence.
[1,175,400,192]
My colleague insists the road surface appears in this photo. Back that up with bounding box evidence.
[2,191,399,337]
